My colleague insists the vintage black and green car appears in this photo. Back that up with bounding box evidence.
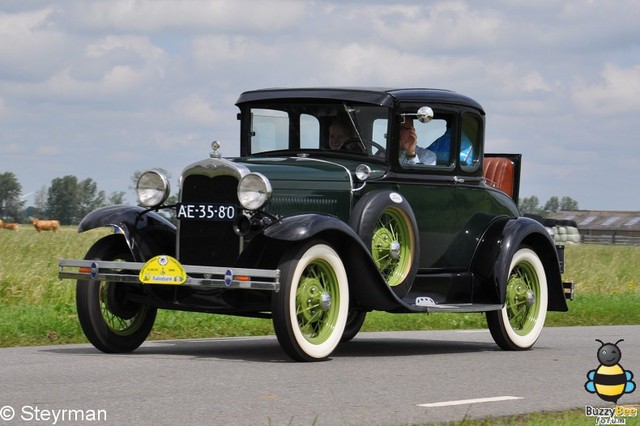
[59,87,574,361]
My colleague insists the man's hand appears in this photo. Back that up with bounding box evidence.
[400,125,417,155]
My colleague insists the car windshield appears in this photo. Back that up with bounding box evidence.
[247,103,389,158]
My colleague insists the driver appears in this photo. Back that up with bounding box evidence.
[329,117,365,153]
[399,118,436,165]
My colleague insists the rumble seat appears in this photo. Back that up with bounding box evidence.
[483,157,515,198]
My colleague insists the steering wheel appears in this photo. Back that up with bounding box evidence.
[342,138,386,156]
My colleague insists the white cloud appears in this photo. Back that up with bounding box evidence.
[173,95,225,125]
[520,72,553,93]
[86,35,166,61]
[192,35,273,66]
[368,2,503,52]
[0,7,72,79]
[572,63,640,115]
[68,0,307,33]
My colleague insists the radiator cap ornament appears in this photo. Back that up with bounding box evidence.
[210,140,222,158]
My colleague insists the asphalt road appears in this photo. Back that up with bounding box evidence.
[1,325,639,425]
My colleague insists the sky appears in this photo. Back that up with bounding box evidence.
[1,0,639,211]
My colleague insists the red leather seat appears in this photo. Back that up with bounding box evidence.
[483,157,515,198]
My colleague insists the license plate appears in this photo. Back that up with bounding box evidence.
[176,203,237,221]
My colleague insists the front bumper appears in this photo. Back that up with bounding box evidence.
[58,259,280,291]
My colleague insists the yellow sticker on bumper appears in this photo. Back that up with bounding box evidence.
[139,255,187,285]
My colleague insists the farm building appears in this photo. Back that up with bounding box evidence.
[548,210,640,245]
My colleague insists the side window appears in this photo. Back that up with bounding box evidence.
[300,114,320,149]
[399,112,455,168]
[372,118,388,150]
[251,109,289,153]
[419,117,452,166]
[460,113,482,172]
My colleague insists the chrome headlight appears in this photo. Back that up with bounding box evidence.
[237,173,272,210]
[136,170,171,207]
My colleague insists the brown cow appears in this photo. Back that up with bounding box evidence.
[2,223,21,230]
[31,218,60,232]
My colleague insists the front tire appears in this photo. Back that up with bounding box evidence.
[272,240,349,361]
[76,234,157,353]
[487,247,548,350]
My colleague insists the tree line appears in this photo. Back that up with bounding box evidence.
[519,195,579,217]
[0,170,177,226]
[0,172,126,225]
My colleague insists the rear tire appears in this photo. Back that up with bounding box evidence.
[272,240,349,361]
[340,310,367,343]
[487,247,548,350]
[76,235,157,353]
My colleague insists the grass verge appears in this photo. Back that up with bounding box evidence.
[0,229,638,348]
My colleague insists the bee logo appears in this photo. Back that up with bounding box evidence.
[585,339,636,403]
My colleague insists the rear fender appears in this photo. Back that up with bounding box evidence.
[472,216,567,312]
[255,214,402,311]
[78,205,176,262]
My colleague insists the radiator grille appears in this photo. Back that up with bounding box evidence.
[178,175,240,266]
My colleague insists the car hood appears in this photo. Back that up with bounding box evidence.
[233,156,365,218]
[235,156,353,183]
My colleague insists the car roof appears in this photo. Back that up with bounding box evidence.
[236,87,484,114]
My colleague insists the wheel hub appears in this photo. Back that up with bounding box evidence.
[320,292,331,311]
[105,283,139,320]
[525,290,536,307]
[390,241,401,259]
[297,277,333,323]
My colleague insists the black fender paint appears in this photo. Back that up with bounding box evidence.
[471,215,568,312]
[77,205,176,262]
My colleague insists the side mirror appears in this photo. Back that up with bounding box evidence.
[416,106,434,123]
[400,106,434,124]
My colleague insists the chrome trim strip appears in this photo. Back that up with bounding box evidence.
[58,259,280,291]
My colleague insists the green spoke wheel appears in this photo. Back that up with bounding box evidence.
[349,191,419,298]
[98,282,153,336]
[76,235,157,353]
[272,240,349,361]
[487,247,548,350]
[371,208,414,287]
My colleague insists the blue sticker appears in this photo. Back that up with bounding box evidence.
[90,262,98,279]
[224,269,233,287]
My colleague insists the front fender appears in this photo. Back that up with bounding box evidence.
[473,216,567,312]
[258,214,403,311]
[78,205,176,262]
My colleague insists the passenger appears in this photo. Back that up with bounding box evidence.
[399,118,436,165]
[427,123,474,166]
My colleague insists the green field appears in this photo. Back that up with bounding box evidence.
[1,225,639,348]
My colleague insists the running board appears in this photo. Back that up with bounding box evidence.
[409,297,502,313]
